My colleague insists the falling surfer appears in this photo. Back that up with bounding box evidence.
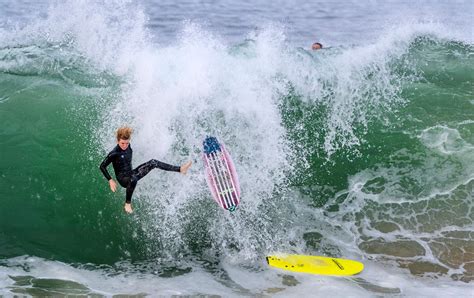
[99,127,192,214]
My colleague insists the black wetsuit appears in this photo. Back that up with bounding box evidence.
[99,145,181,203]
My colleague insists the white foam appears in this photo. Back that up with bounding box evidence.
[0,256,234,296]
[2,256,472,297]
[1,1,469,159]
[420,125,474,154]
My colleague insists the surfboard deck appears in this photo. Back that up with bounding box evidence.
[266,254,364,276]
[202,136,241,212]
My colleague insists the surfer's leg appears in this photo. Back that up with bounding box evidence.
[119,176,138,203]
[132,159,181,180]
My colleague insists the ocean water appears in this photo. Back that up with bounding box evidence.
[0,0,473,296]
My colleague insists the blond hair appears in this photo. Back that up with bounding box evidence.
[116,126,133,141]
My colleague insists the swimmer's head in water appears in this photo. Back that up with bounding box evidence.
[312,42,323,50]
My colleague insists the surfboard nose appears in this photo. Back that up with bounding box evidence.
[203,136,221,154]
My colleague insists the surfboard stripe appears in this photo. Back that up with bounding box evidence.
[204,153,227,208]
[215,154,234,208]
[203,155,220,206]
[219,147,239,206]
[210,152,232,208]
[212,152,233,208]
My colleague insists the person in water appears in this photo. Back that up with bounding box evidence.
[99,127,192,214]
[311,42,323,50]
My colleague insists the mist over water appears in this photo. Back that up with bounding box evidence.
[0,0,473,296]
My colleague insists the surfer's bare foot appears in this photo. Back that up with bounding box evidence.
[124,203,133,214]
[180,161,192,175]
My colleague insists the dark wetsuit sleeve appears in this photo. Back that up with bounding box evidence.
[99,151,115,181]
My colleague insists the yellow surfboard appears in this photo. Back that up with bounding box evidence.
[266,254,364,276]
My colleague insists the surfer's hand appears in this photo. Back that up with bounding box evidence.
[124,203,133,214]
[109,179,117,192]
[180,161,192,175]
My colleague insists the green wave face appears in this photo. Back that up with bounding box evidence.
[0,39,131,263]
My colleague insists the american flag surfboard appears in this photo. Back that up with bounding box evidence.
[203,136,241,212]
